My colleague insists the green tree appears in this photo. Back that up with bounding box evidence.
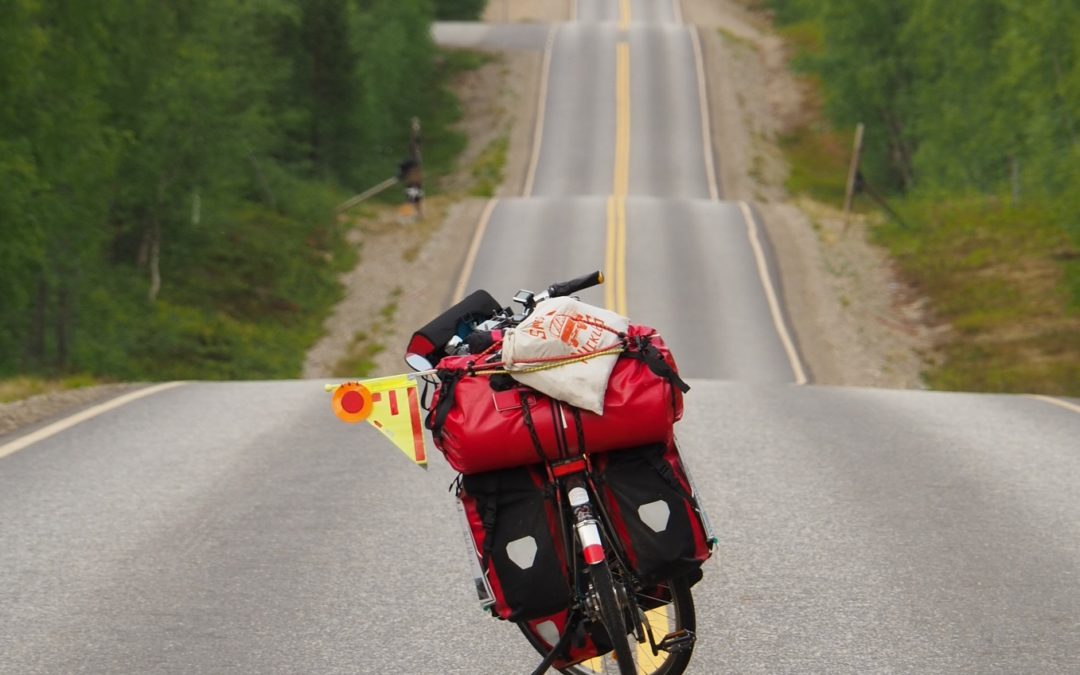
[432,0,486,20]
[21,0,118,370]
[902,0,1009,193]
[817,0,917,191]
[0,0,470,379]
[996,0,1079,216]
[0,0,46,371]
[296,0,360,180]
[103,1,277,301]
[352,0,439,187]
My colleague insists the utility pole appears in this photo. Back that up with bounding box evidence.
[841,122,907,229]
[843,122,866,216]
[409,116,423,165]
[334,118,426,217]
[402,116,424,219]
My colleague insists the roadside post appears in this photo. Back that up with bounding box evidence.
[403,116,424,219]
[843,122,865,218]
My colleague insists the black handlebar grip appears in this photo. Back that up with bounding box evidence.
[548,270,605,298]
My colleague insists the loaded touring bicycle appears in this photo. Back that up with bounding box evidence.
[334,271,715,674]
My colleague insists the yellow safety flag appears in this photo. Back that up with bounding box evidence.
[330,374,428,468]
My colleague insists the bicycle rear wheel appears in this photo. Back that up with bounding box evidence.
[519,574,696,675]
[590,559,636,675]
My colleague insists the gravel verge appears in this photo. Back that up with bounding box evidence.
[0,384,143,439]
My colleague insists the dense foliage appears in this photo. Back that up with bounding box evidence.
[770,0,1080,232]
[433,0,488,20]
[0,0,465,380]
[769,0,1080,395]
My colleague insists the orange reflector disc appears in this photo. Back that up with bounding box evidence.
[332,382,373,423]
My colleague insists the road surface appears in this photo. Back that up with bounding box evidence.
[2,2,1079,673]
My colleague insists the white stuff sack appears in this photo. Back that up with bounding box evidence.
[502,297,629,415]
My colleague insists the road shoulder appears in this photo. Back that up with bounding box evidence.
[0,384,143,440]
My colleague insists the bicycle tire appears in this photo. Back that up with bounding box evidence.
[590,559,636,675]
[518,575,697,675]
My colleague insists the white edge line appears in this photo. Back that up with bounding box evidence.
[1026,394,1080,415]
[690,24,719,201]
[739,201,808,385]
[672,0,683,25]
[522,24,557,198]
[452,198,499,304]
[0,381,187,461]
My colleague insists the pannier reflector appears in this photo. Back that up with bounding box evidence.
[638,500,671,533]
[506,536,538,570]
[536,620,560,646]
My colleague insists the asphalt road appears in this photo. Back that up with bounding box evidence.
[2,382,1078,673]
[454,14,796,382]
[2,3,1079,674]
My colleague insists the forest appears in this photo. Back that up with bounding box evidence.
[768,0,1080,394]
[4,0,1076,394]
[0,0,483,382]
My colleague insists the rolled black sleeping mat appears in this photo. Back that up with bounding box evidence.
[405,290,502,368]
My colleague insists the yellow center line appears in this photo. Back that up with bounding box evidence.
[605,42,631,316]
[616,197,628,316]
[614,43,631,198]
[619,0,632,30]
[605,196,617,311]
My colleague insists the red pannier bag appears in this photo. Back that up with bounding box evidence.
[457,464,572,621]
[427,325,689,475]
[591,442,713,585]
[521,607,613,668]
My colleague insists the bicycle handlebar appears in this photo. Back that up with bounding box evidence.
[546,270,604,300]
[403,270,608,369]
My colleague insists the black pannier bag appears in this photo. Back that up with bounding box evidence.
[592,443,713,586]
[459,465,571,621]
[405,289,501,368]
